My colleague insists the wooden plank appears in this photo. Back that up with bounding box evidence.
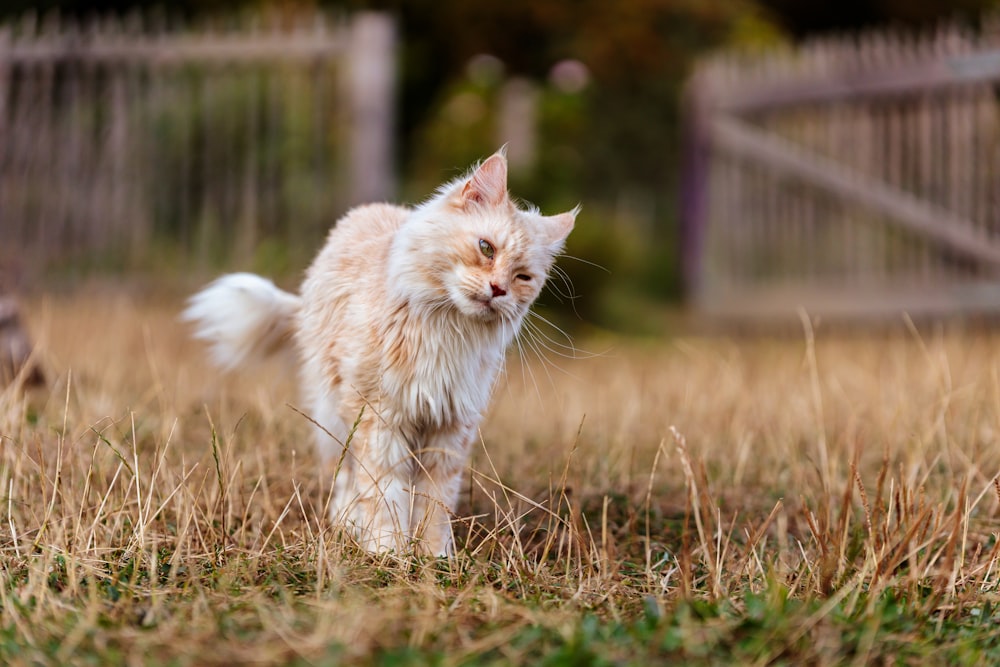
[697,280,1000,323]
[346,12,396,205]
[6,32,346,65]
[711,116,1000,269]
[0,28,11,243]
[0,27,9,133]
[715,49,1000,113]
[679,75,711,296]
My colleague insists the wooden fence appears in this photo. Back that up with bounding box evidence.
[0,10,396,277]
[682,19,1000,322]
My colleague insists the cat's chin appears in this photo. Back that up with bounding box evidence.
[459,296,504,322]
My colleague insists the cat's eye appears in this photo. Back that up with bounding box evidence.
[516,274,532,282]
[479,239,495,260]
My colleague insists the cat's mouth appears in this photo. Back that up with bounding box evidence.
[471,296,502,319]
[474,296,495,311]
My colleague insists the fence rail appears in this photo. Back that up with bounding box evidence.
[683,18,1000,322]
[0,10,396,279]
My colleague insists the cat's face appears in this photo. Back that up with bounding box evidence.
[444,207,568,323]
[395,152,576,326]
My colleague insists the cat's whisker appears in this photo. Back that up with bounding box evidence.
[510,320,545,403]
[496,341,515,401]
[516,326,567,399]
[518,325,583,384]
[524,314,578,355]
[547,265,580,303]
[524,311,608,361]
[559,253,611,273]
[550,264,573,283]
[511,320,533,396]
[521,320,585,361]
[525,327,607,365]
[527,310,574,345]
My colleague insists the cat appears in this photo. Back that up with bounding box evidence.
[184,149,576,556]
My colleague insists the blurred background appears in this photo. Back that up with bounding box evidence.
[3,0,1000,335]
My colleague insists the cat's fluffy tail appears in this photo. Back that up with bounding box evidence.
[184,273,301,371]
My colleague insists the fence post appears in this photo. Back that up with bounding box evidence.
[0,27,10,244]
[498,77,538,172]
[679,72,710,301]
[346,12,396,205]
[0,27,8,139]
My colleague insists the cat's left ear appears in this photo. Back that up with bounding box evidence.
[541,205,579,247]
[460,152,509,209]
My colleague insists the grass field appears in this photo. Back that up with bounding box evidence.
[4,286,1000,665]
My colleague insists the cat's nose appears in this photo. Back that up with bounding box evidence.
[490,283,507,298]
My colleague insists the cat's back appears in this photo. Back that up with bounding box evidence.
[297,202,410,384]
[303,203,409,294]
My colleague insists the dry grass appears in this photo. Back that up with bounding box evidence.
[4,286,1000,665]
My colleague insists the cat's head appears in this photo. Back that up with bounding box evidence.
[393,150,577,325]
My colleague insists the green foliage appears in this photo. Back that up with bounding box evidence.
[8,555,1000,666]
[398,0,787,328]
[447,588,1000,666]
[143,62,346,272]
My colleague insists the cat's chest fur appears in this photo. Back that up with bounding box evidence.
[377,310,506,431]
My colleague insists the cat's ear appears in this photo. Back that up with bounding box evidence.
[460,152,508,208]
[540,205,579,247]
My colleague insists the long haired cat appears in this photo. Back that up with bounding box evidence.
[185,150,576,555]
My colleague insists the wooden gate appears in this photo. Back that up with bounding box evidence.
[682,21,1000,322]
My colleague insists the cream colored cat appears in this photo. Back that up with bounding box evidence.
[185,150,576,556]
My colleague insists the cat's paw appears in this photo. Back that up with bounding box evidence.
[414,522,455,558]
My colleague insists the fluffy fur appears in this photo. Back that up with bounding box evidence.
[185,273,299,371]
[185,150,576,555]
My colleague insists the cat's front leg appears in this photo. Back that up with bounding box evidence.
[346,419,415,553]
[304,386,357,522]
[412,425,475,557]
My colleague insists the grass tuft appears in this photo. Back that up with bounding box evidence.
[4,292,1000,664]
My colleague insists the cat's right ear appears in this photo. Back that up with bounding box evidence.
[459,153,509,209]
